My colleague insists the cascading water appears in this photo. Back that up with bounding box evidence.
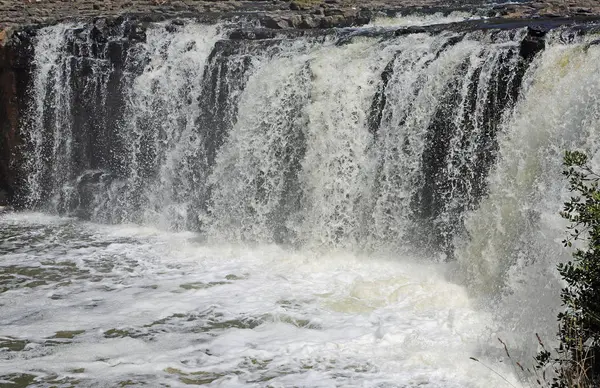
[115,24,222,229]
[5,14,600,386]
[456,30,600,351]
[207,52,313,243]
[24,24,75,211]
[25,23,225,229]
[22,22,533,251]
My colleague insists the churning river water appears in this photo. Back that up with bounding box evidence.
[0,212,519,387]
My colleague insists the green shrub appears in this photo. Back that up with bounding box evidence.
[534,150,600,387]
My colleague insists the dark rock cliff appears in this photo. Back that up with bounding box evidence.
[0,31,33,206]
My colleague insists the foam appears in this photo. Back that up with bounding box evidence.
[0,213,519,386]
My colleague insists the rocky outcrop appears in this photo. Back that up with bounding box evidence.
[3,0,600,33]
[0,50,15,206]
[501,0,600,19]
[0,30,33,206]
[2,1,600,46]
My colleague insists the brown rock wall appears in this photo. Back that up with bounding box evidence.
[0,1,598,30]
[1,1,600,35]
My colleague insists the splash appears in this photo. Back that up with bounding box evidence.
[456,32,600,352]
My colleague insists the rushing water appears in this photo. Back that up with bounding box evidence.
[21,21,531,250]
[4,13,600,387]
[368,11,486,27]
[0,212,518,387]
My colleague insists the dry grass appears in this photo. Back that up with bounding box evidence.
[470,331,595,388]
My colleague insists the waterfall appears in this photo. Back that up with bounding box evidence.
[22,21,537,253]
[459,32,600,292]
[12,16,600,384]
[25,24,75,211]
[16,12,600,362]
[114,24,222,229]
[207,52,313,243]
[455,31,600,347]
[366,30,526,256]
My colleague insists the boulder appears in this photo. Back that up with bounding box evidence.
[0,189,7,206]
[261,14,292,29]
[0,205,13,215]
[299,15,320,29]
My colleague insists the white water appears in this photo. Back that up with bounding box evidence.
[24,25,74,210]
[208,30,527,250]
[454,32,600,355]
[369,12,486,28]
[0,212,518,387]
[118,24,222,230]
[22,22,528,250]
[8,16,600,387]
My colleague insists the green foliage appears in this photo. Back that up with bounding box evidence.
[535,150,600,387]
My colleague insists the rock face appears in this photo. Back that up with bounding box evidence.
[0,29,33,206]
[2,0,600,31]
[508,0,600,19]
[0,0,377,30]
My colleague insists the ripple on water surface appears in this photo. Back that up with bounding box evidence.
[0,212,517,387]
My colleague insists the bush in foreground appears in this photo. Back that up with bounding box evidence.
[530,150,600,387]
[536,150,600,386]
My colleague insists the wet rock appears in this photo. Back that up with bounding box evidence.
[299,15,320,29]
[228,28,279,40]
[587,38,600,46]
[70,170,116,219]
[318,15,338,28]
[520,27,546,60]
[541,12,562,18]
[0,205,13,214]
[289,1,314,11]
[0,190,7,206]
[324,8,344,17]
[0,35,30,209]
[261,14,292,29]
[128,24,147,41]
